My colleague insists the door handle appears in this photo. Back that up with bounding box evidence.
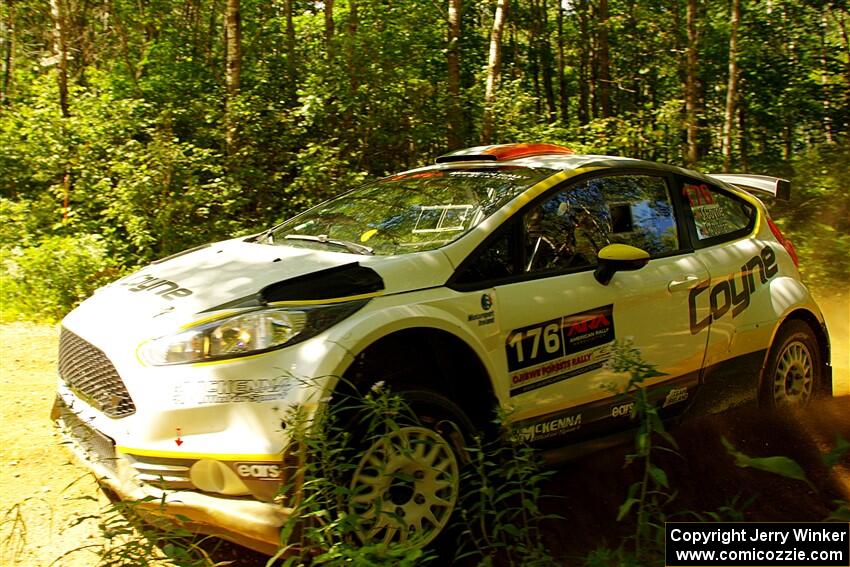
[668,275,701,293]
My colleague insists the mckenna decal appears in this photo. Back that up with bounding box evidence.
[519,412,582,443]
[171,377,294,405]
[688,246,777,334]
[120,274,194,301]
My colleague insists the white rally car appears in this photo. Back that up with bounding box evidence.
[54,143,832,554]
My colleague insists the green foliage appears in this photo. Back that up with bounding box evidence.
[773,141,850,288]
[270,387,436,566]
[721,433,850,523]
[267,385,558,566]
[1,234,119,322]
[1,0,847,320]
[454,411,559,566]
[605,341,675,562]
[60,494,219,566]
[720,437,813,488]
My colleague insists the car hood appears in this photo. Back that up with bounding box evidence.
[62,237,456,346]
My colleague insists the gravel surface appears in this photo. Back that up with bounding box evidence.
[0,288,845,565]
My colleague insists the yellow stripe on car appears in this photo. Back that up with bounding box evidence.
[117,446,283,461]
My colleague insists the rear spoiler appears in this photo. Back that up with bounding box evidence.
[709,174,791,201]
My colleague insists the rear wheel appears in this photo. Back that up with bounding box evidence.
[762,320,822,407]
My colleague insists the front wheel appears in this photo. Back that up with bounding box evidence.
[762,320,823,408]
[347,389,473,549]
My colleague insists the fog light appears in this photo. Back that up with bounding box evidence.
[189,459,251,496]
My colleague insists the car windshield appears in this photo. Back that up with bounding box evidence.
[264,166,554,255]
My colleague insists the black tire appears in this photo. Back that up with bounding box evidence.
[346,387,474,551]
[761,320,823,408]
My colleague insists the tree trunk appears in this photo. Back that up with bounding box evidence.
[540,0,556,123]
[446,0,463,149]
[556,1,568,123]
[1,0,13,105]
[597,0,611,118]
[347,0,359,91]
[833,8,850,91]
[577,0,589,125]
[325,0,334,49]
[225,0,241,155]
[738,88,748,171]
[285,0,295,102]
[49,0,70,118]
[685,0,699,166]
[482,0,508,144]
[820,10,833,144]
[722,0,740,171]
[529,0,542,118]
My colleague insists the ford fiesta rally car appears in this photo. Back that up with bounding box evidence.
[53,143,832,554]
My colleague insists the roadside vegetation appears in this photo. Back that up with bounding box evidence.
[1,1,848,564]
[3,336,847,566]
[1,1,848,321]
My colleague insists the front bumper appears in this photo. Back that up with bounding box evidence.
[53,397,293,556]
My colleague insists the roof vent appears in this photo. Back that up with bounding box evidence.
[436,143,574,164]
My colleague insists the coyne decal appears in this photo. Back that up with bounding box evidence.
[119,274,194,300]
[507,305,615,396]
[687,246,777,334]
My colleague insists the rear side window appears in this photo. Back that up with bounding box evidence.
[681,181,755,243]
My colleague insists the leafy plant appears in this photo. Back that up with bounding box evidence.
[268,386,433,566]
[0,234,121,322]
[453,410,559,566]
[721,434,850,522]
[605,341,677,561]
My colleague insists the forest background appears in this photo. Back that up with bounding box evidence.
[0,0,848,321]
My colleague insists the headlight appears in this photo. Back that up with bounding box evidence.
[140,301,366,365]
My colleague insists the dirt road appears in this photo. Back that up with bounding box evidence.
[0,289,847,565]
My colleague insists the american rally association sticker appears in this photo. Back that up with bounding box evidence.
[507,304,614,396]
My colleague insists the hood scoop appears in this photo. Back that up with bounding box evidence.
[261,262,384,302]
[203,263,384,312]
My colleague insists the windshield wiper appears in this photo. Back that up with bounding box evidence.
[283,234,374,255]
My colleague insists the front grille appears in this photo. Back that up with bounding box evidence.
[56,397,119,473]
[59,327,136,418]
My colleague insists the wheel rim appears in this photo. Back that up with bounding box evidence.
[350,426,459,547]
[772,340,814,405]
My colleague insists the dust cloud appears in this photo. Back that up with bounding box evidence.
[812,290,849,396]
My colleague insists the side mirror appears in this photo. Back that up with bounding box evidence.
[594,244,650,285]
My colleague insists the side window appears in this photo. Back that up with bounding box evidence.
[524,174,680,273]
[453,226,518,285]
[681,181,754,242]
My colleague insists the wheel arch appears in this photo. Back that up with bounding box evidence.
[339,326,499,429]
[762,308,832,397]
